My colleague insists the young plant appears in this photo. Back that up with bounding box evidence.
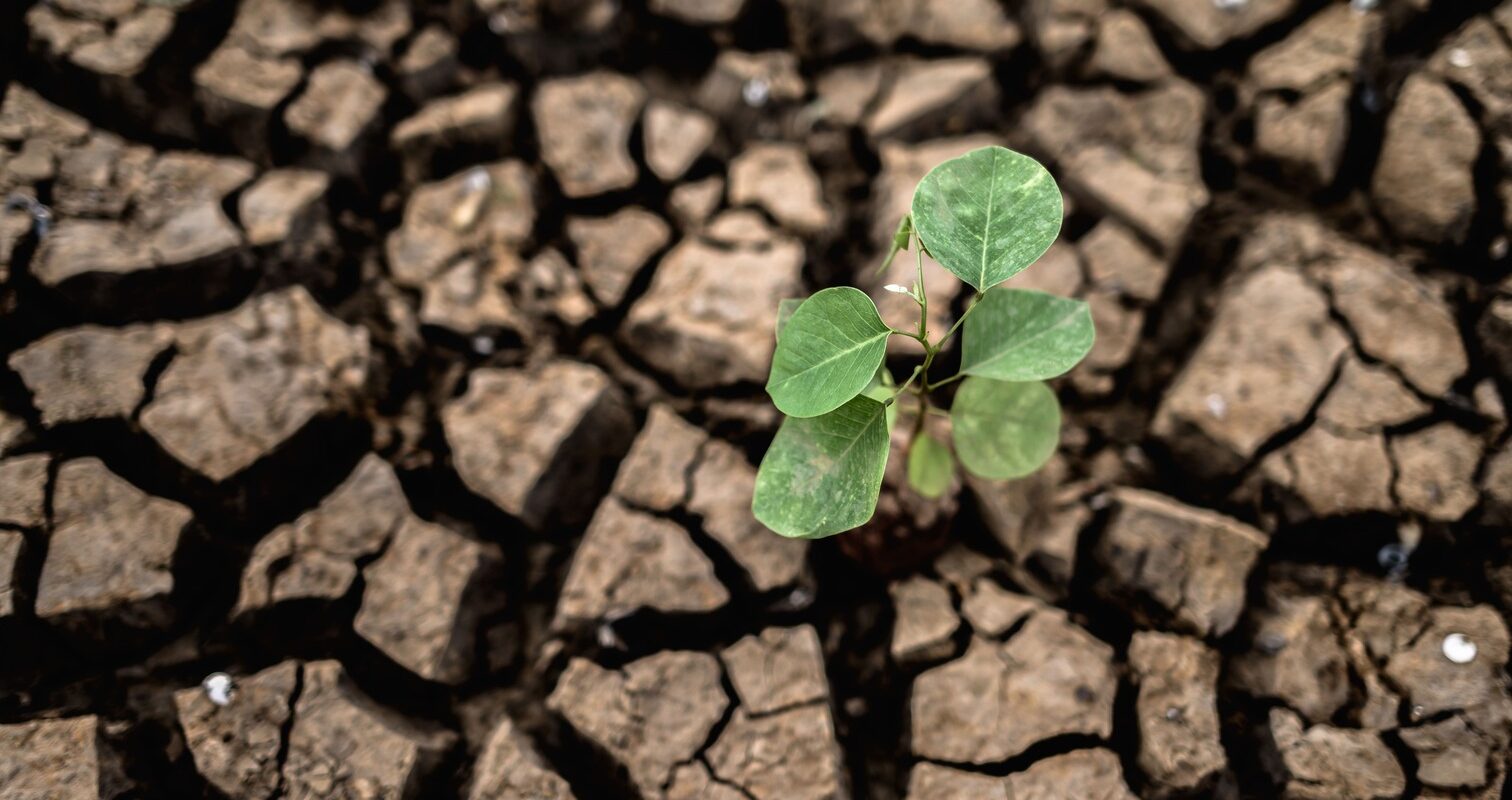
[752,145,1094,539]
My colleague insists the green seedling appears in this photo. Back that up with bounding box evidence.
[753,145,1094,539]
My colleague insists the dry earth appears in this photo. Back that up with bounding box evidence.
[1,0,1511,798]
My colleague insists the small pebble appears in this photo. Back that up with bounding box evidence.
[1442,633,1477,664]
[1164,706,1184,722]
[596,623,624,650]
[1204,393,1228,420]
[779,586,814,611]
[1361,84,1382,113]
[1257,632,1288,655]
[742,79,770,108]
[1447,48,1473,68]
[1212,0,1246,10]
[1349,0,1377,9]
[1490,236,1508,260]
[202,672,236,707]
[1377,542,1410,578]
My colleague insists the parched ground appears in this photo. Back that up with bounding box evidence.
[1,0,1511,797]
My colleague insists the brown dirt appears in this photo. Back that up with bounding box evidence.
[1,0,1511,798]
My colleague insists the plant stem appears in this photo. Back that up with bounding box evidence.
[934,291,985,351]
[915,246,929,343]
[892,365,923,398]
[923,371,966,392]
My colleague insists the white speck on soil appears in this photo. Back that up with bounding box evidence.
[742,79,770,108]
[1443,633,1478,664]
[202,672,236,707]
[1204,393,1227,419]
[1448,49,1473,68]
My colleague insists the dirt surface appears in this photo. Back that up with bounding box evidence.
[1,0,1511,798]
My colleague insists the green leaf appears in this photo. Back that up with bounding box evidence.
[753,395,891,539]
[960,287,1095,381]
[911,146,1063,292]
[767,287,892,418]
[775,298,803,340]
[907,433,954,499]
[951,377,1061,480]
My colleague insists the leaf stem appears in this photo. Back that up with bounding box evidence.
[923,371,966,392]
[915,245,929,343]
[934,290,985,352]
[888,365,924,402]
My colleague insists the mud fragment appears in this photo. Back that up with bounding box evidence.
[623,220,803,389]
[648,0,747,25]
[566,207,671,308]
[547,651,728,796]
[140,287,370,482]
[1152,266,1347,475]
[961,579,1040,639]
[385,161,536,288]
[355,517,500,684]
[443,361,633,529]
[729,142,830,235]
[532,72,645,198]
[721,625,829,714]
[391,83,518,183]
[865,58,997,141]
[236,455,408,616]
[1024,81,1206,253]
[173,661,299,800]
[611,404,704,512]
[36,458,191,635]
[689,437,810,591]
[0,715,128,799]
[283,659,454,799]
[1317,355,1429,432]
[9,324,173,426]
[1262,424,1395,518]
[1128,632,1226,794]
[1390,424,1483,521]
[1384,604,1511,720]
[911,613,1115,763]
[643,100,715,182]
[555,497,728,626]
[1230,583,1350,723]
[1263,708,1406,800]
[1089,9,1171,83]
[706,704,849,800]
[1129,0,1298,50]
[890,576,960,665]
[467,716,575,800]
[1373,74,1480,245]
[1097,488,1268,637]
[1308,244,1467,397]
[238,169,331,250]
[0,453,49,529]
[0,530,25,619]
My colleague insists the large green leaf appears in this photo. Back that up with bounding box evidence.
[910,146,1063,292]
[753,395,891,539]
[767,287,892,418]
[907,433,954,499]
[951,377,1060,480]
[960,287,1095,381]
